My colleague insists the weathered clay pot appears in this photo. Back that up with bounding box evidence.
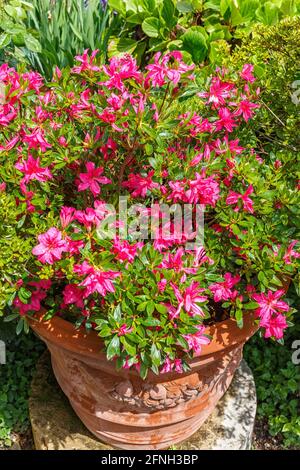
[29,311,258,449]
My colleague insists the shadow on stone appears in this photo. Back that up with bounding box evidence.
[29,352,256,450]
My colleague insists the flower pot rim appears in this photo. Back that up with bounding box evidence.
[28,309,258,369]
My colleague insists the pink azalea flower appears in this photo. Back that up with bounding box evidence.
[283,240,300,264]
[74,207,102,229]
[234,99,259,121]
[76,263,120,298]
[158,279,167,292]
[145,51,194,88]
[260,313,288,340]
[114,324,134,336]
[215,107,237,133]
[77,161,111,197]
[64,236,85,255]
[15,155,52,184]
[22,71,44,92]
[32,227,67,264]
[111,238,143,263]
[186,173,220,206]
[101,54,142,91]
[171,281,207,317]
[23,128,52,152]
[72,49,101,74]
[63,284,84,308]
[0,135,19,151]
[183,325,211,355]
[226,185,254,213]
[240,64,256,83]
[252,290,290,323]
[160,248,184,272]
[210,273,240,302]
[161,356,173,373]
[0,103,17,126]
[174,358,183,373]
[60,206,75,229]
[122,171,159,198]
[198,77,236,108]
[14,289,46,316]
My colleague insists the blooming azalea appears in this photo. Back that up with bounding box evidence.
[77,161,111,197]
[171,281,207,317]
[72,49,101,74]
[63,284,84,308]
[240,64,256,83]
[260,313,288,340]
[183,325,211,355]
[15,155,52,184]
[111,238,143,263]
[215,107,237,132]
[252,289,290,323]
[209,273,240,302]
[234,99,260,121]
[283,240,300,264]
[122,171,160,198]
[23,128,51,152]
[32,227,67,264]
[226,185,254,213]
[75,263,120,298]
[199,77,236,108]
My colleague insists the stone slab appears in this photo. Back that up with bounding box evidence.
[29,352,256,450]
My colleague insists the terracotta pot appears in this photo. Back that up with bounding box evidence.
[29,311,258,450]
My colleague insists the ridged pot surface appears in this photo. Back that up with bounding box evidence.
[29,311,258,449]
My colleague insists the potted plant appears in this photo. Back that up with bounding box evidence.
[0,51,299,449]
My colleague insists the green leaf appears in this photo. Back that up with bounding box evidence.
[113,304,122,322]
[18,287,32,304]
[182,28,208,63]
[24,34,42,53]
[177,335,189,350]
[161,0,177,30]
[98,324,112,338]
[155,303,167,314]
[244,301,259,310]
[3,313,20,323]
[0,33,12,49]
[151,343,161,366]
[140,362,148,379]
[239,0,260,22]
[16,318,24,335]
[255,2,279,25]
[120,336,136,356]
[146,301,155,315]
[106,335,120,360]
[142,17,161,38]
[142,317,160,327]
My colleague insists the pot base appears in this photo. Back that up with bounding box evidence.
[29,352,257,450]
[50,342,242,450]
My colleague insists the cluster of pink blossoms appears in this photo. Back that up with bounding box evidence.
[1,49,298,375]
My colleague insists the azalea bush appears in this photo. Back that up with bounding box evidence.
[0,50,299,379]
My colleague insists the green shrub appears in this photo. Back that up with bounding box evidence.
[107,0,300,65]
[228,17,300,152]
[0,320,44,448]
[245,286,300,448]
[0,192,35,314]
